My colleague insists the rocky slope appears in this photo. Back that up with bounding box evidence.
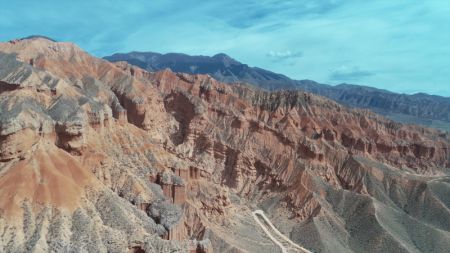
[104,52,450,132]
[104,52,298,89]
[0,37,449,253]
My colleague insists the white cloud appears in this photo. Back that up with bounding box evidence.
[329,66,374,82]
[267,50,303,60]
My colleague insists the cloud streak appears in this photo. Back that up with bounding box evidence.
[329,66,374,81]
[266,50,303,63]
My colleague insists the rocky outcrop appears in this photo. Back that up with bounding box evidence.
[112,98,128,122]
[157,172,186,205]
[48,97,86,153]
[0,97,53,161]
[148,200,186,240]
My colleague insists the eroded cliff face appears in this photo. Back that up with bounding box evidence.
[0,37,449,253]
[104,51,450,132]
[0,38,204,253]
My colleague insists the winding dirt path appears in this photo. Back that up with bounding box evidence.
[252,210,313,253]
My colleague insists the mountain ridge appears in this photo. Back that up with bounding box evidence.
[104,51,450,132]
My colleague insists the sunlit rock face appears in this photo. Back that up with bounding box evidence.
[105,51,450,132]
[0,37,449,253]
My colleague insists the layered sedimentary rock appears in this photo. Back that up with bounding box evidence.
[0,37,449,253]
[105,51,450,132]
[0,38,187,252]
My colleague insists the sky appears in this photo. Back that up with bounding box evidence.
[0,0,449,96]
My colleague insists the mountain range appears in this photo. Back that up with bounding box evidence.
[0,36,449,253]
[105,52,450,132]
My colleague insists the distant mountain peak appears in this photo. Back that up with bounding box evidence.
[212,53,240,65]
[212,53,230,59]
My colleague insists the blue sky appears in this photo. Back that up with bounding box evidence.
[1,0,449,96]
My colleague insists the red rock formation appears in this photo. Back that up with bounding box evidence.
[173,168,190,182]
[163,215,187,241]
[173,185,187,205]
[189,167,200,180]
[153,171,187,205]
[0,37,449,253]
